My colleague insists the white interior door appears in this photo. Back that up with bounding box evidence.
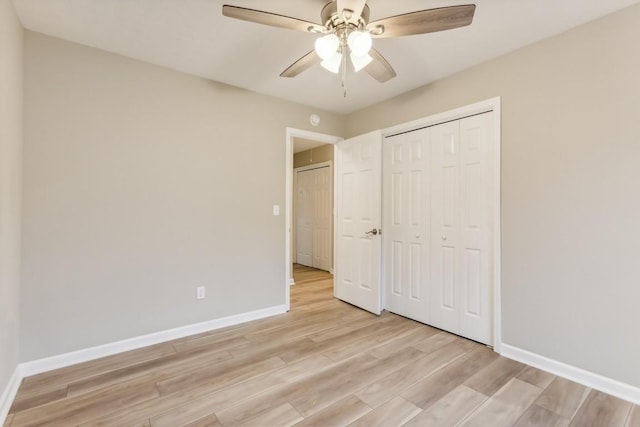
[382,112,494,345]
[335,131,382,315]
[383,128,431,324]
[458,113,494,343]
[312,166,332,271]
[430,120,462,334]
[295,170,313,267]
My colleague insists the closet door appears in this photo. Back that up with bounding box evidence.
[383,129,431,324]
[430,121,462,334]
[296,169,314,267]
[458,112,493,343]
[312,166,332,271]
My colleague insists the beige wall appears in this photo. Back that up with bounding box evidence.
[346,4,640,387]
[293,144,334,169]
[0,0,23,399]
[21,32,345,361]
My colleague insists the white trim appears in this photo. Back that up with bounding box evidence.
[381,97,502,350]
[501,344,640,405]
[293,161,332,174]
[0,366,21,425]
[289,278,296,286]
[19,304,286,377]
[285,128,342,312]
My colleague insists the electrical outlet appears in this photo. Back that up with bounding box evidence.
[196,286,205,300]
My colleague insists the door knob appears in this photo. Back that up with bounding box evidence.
[366,229,379,236]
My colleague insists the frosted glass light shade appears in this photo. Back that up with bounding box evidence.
[321,52,342,73]
[347,31,372,56]
[350,52,373,72]
[315,34,340,60]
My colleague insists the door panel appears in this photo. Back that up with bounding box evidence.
[312,167,332,271]
[383,129,430,324]
[296,170,313,267]
[459,112,493,343]
[336,131,382,315]
[430,120,461,333]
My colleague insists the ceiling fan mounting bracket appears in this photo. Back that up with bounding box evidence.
[321,2,370,32]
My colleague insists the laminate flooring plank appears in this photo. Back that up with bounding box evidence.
[569,390,632,427]
[322,317,425,361]
[627,405,640,427]
[292,395,371,427]
[3,414,13,427]
[67,347,233,397]
[16,342,176,396]
[347,396,421,427]
[464,356,527,396]
[237,403,303,427]
[11,379,160,427]
[156,355,285,396]
[148,355,333,427]
[290,347,425,417]
[356,339,476,408]
[8,385,68,414]
[411,331,460,354]
[402,385,486,427]
[182,415,222,427]
[517,365,556,389]
[402,346,499,409]
[368,326,440,359]
[215,353,374,426]
[535,377,590,419]
[458,378,543,427]
[513,404,570,427]
[171,333,250,353]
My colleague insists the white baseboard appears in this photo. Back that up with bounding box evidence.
[0,366,21,425]
[501,343,640,405]
[20,304,287,377]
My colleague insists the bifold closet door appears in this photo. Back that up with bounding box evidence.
[312,166,332,272]
[383,112,494,345]
[296,166,333,271]
[296,169,314,267]
[383,128,431,324]
[430,113,494,344]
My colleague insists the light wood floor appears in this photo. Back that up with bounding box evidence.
[5,264,639,427]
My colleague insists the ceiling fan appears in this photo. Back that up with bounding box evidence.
[222,0,476,89]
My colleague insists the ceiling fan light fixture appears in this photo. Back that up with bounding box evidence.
[315,33,340,60]
[350,52,373,72]
[321,52,343,73]
[347,30,372,56]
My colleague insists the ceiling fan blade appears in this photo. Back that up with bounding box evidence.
[367,4,476,38]
[280,51,321,78]
[337,0,367,21]
[223,5,324,33]
[365,48,396,83]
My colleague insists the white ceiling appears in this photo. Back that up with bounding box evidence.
[293,137,331,154]
[11,0,640,114]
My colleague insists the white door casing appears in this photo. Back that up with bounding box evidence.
[335,131,383,315]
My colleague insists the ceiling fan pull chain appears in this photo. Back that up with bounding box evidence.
[341,48,347,97]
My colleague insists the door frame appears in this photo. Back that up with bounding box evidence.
[285,128,342,311]
[381,97,502,351]
[293,161,333,270]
